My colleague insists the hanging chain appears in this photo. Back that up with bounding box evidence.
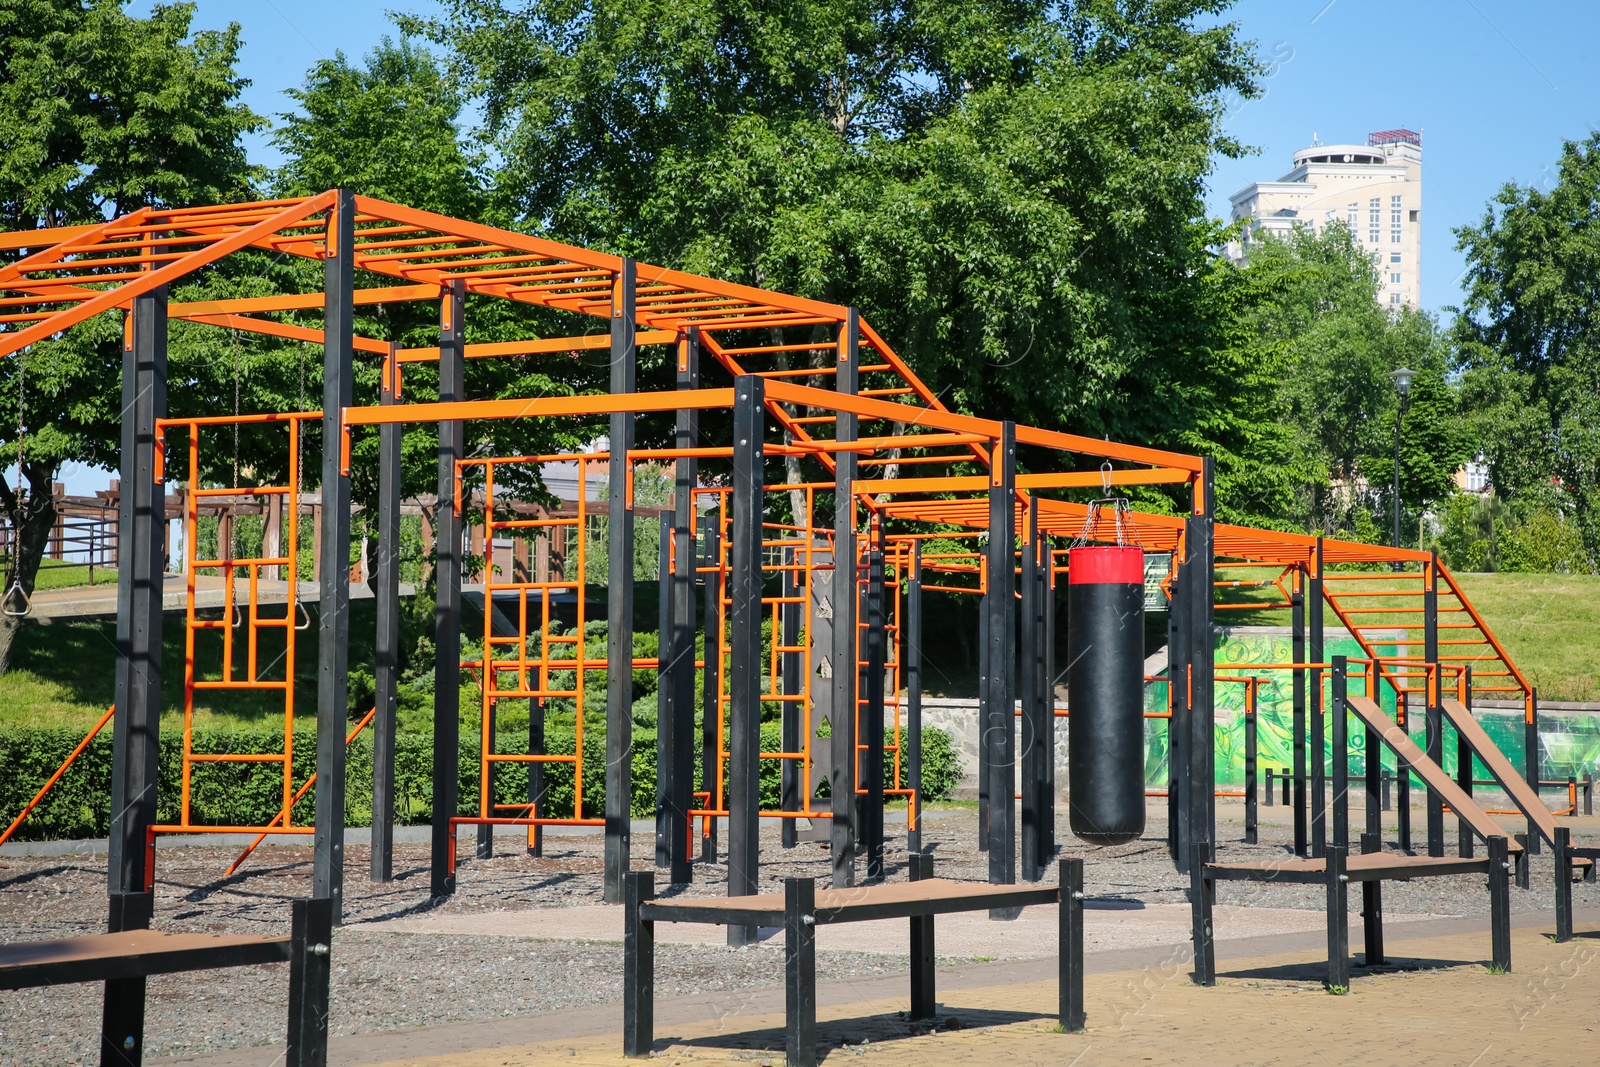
[1069,462,1143,549]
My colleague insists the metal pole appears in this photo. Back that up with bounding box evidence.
[1365,661,1382,844]
[1458,665,1474,858]
[315,189,355,922]
[906,542,923,856]
[668,330,699,883]
[863,516,886,878]
[781,545,802,849]
[1331,657,1348,854]
[1396,690,1411,851]
[1424,553,1443,857]
[1309,539,1325,859]
[604,258,638,904]
[984,423,1017,888]
[1043,544,1058,860]
[1291,564,1308,856]
[700,514,721,863]
[1525,688,1541,856]
[371,344,401,883]
[727,376,765,944]
[1392,400,1403,557]
[655,510,673,869]
[1187,459,1217,864]
[430,278,465,899]
[1021,509,1051,880]
[109,286,166,900]
[830,310,859,889]
[1167,546,1189,870]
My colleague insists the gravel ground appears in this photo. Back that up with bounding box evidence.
[2,808,1594,1065]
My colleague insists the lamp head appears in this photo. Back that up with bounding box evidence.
[1389,367,1416,399]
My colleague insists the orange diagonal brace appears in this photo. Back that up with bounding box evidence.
[0,193,336,360]
[0,704,116,847]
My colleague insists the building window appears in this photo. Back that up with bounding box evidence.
[1369,198,1381,243]
[1391,272,1402,284]
[1391,253,1402,264]
[1392,195,1403,243]
[1348,202,1358,232]
[1390,292,1401,305]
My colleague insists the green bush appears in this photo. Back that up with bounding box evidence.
[0,724,960,841]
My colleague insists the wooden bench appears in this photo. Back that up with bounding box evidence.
[0,893,331,1066]
[622,856,1084,1067]
[1195,660,1516,991]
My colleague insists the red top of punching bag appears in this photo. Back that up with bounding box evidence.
[1067,545,1144,585]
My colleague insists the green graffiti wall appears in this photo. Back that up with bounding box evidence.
[1142,627,1600,787]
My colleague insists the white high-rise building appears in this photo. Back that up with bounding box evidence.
[1225,129,1422,309]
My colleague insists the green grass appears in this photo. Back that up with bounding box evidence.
[1214,568,1600,702]
[29,563,115,591]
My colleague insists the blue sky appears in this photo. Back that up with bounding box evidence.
[52,0,1595,497]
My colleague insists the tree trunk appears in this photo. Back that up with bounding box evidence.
[0,460,61,675]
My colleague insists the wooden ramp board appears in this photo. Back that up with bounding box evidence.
[1440,697,1557,845]
[1345,694,1523,853]
[0,929,290,990]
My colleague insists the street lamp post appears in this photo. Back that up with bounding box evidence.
[1389,367,1415,566]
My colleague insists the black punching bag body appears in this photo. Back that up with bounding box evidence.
[1067,545,1146,845]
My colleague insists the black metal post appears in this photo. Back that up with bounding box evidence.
[1331,657,1349,854]
[315,190,355,922]
[1060,856,1086,1031]
[1425,554,1443,857]
[1488,835,1511,971]
[1325,841,1350,992]
[622,870,655,1057]
[1359,831,1384,967]
[831,310,859,889]
[1554,827,1573,942]
[1187,460,1217,867]
[285,896,333,1066]
[785,877,818,1067]
[1459,665,1474,859]
[1396,691,1412,851]
[1244,684,1258,845]
[1021,512,1051,880]
[1365,662,1382,845]
[604,258,638,904]
[1309,541,1325,859]
[1168,553,1188,869]
[528,694,544,857]
[100,892,154,1066]
[701,515,721,863]
[669,331,699,883]
[1291,564,1308,856]
[908,852,935,1020]
[655,510,673,869]
[727,376,765,945]
[430,278,465,899]
[985,423,1017,891]
[1526,689,1541,856]
[371,346,401,883]
[109,288,166,900]
[1044,546,1059,861]
[978,579,991,853]
[906,543,924,855]
[1190,842,1215,987]
[863,517,887,878]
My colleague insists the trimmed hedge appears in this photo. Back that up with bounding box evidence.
[0,723,961,842]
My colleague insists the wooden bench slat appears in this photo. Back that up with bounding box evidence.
[640,878,1059,927]
[0,930,291,991]
[1207,852,1491,883]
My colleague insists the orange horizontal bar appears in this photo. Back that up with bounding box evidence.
[342,387,736,426]
[395,329,676,363]
[168,284,441,317]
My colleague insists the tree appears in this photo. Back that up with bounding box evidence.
[0,0,263,672]
[1454,132,1600,565]
[403,0,1262,465]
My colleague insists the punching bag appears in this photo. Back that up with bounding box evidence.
[1067,545,1146,845]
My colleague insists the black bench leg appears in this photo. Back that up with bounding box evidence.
[1189,846,1215,987]
[908,853,935,1021]
[1488,836,1511,971]
[1514,833,1530,891]
[786,877,817,1067]
[1059,857,1085,1031]
[100,892,154,1067]
[1359,832,1383,967]
[1554,828,1573,944]
[1325,844,1350,992]
[287,897,333,1067]
[623,871,655,1057]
